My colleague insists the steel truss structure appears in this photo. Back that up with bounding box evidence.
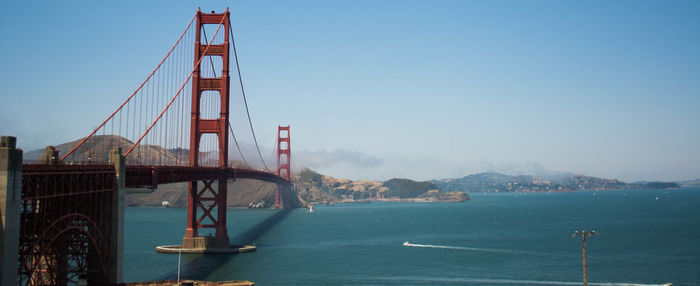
[185,9,232,244]
[19,165,116,285]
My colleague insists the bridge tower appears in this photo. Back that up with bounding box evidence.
[183,9,231,249]
[275,126,291,208]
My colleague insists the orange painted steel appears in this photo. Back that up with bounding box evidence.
[61,12,198,161]
[184,9,231,243]
[124,166,291,189]
[275,126,292,208]
[19,165,116,285]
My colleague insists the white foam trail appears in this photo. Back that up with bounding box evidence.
[590,283,671,286]
[368,275,671,286]
[402,242,533,254]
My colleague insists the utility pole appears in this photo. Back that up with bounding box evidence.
[572,230,598,286]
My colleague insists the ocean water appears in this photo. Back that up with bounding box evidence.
[124,188,700,285]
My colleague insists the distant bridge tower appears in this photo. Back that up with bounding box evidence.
[275,126,291,208]
[184,9,231,249]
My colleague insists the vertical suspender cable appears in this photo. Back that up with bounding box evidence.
[61,13,197,160]
[205,26,250,167]
[229,123,249,166]
[229,25,270,171]
[125,14,227,157]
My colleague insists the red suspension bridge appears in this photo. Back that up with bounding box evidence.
[0,9,295,285]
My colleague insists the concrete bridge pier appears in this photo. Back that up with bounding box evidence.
[109,147,126,283]
[0,136,21,285]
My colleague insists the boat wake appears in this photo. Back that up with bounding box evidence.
[368,274,672,286]
[402,241,533,254]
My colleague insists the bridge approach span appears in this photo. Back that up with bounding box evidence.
[125,166,292,189]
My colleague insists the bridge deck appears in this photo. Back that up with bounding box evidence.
[22,164,291,190]
[125,165,291,188]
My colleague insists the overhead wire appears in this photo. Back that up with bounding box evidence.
[125,13,227,156]
[229,24,270,171]
[266,136,278,172]
[204,25,254,168]
[61,12,197,161]
[229,123,250,167]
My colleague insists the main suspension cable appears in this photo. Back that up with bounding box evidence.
[266,136,278,172]
[201,28,219,78]
[229,24,270,171]
[228,122,250,167]
[204,26,253,168]
[125,13,227,157]
[61,12,197,161]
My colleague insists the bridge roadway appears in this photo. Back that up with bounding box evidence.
[124,165,292,189]
[22,164,291,191]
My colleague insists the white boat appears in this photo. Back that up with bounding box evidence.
[308,205,314,213]
[403,241,411,246]
[161,201,170,208]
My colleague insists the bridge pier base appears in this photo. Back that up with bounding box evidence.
[182,235,229,250]
[182,177,231,250]
[0,136,21,286]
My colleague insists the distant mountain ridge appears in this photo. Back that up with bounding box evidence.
[294,168,469,205]
[432,172,680,193]
[23,135,254,168]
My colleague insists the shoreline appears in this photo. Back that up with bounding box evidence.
[471,186,686,194]
[125,187,694,208]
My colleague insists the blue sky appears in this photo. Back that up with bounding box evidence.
[1,1,698,182]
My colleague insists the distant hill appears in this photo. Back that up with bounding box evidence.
[383,178,440,198]
[294,168,469,204]
[23,135,247,167]
[24,135,135,163]
[23,135,192,165]
[126,179,279,208]
[432,172,679,193]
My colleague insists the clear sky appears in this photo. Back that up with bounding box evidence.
[1,0,698,182]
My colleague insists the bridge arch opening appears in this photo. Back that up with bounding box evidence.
[200,23,226,45]
[279,153,289,165]
[198,133,221,167]
[199,90,222,120]
[20,213,110,285]
[200,55,223,78]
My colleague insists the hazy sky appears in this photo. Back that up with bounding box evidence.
[1,1,698,182]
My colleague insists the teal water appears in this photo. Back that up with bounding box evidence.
[125,188,700,285]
